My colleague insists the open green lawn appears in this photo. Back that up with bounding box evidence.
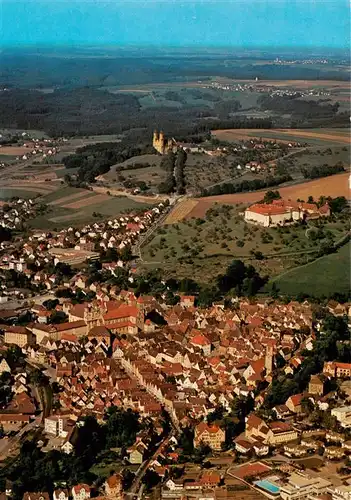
[268,241,351,297]
[140,204,350,282]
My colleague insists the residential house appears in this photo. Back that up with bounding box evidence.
[331,485,351,500]
[234,439,252,455]
[104,473,123,499]
[331,406,351,429]
[71,485,90,500]
[308,375,324,395]
[127,444,145,464]
[23,494,50,500]
[53,490,69,500]
[286,394,304,414]
[0,358,11,375]
[324,446,345,460]
[323,361,351,379]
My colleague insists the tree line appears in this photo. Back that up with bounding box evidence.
[301,162,345,179]
[200,174,292,197]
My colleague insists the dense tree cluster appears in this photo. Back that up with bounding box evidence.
[175,149,187,194]
[200,174,292,197]
[0,88,141,136]
[264,313,349,408]
[301,162,345,179]
[258,94,340,118]
[258,94,349,127]
[0,372,14,408]
[216,259,267,297]
[1,408,141,497]
[158,153,176,194]
[63,140,154,185]
[262,190,281,203]
[0,81,272,137]
[131,259,267,307]
[327,196,348,213]
[0,226,12,243]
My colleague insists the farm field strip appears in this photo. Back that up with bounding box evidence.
[163,199,199,224]
[0,185,54,195]
[274,128,351,144]
[48,190,96,206]
[49,211,85,223]
[212,128,350,145]
[4,181,56,191]
[0,188,48,200]
[0,146,29,155]
[62,194,109,209]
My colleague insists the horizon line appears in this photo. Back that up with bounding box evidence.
[1,43,349,51]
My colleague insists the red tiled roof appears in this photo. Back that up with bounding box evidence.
[55,321,86,332]
[336,362,351,369]
[72,484,90,494]
[196,422,222,435]
[191,334,210,346]
[103,305,138,321]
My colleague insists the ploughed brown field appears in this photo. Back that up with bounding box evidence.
[184,172,350,219]
[212,128,350,145]
[0,146,29,155]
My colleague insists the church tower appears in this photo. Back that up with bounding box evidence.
[265,344,273,375]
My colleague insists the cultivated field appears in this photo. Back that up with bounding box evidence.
[28,187,151,229]
[212,128,350,145]
[163,199,199,224]
[48,190,95,206]
[0,184,56,197]
[62,194,110,209]
[0,146,29,156]
[0,188,44,200]
[185,172,350,219]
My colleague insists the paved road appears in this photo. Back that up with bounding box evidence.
[127,433,173,497]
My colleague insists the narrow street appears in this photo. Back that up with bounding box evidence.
[127,433,174,497]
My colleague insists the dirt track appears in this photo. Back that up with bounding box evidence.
[185,172,350,219]
[49,191,94,206]
[62,193,109,209]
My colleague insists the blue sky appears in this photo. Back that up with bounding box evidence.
[1,0,349,48]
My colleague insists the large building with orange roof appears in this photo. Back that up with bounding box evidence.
[244,199,330,227]
[194,422,225,450]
